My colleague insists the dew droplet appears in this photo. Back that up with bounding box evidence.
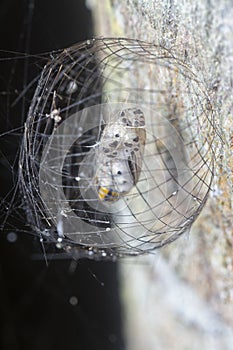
[69,296,78,306]
[66,81,78,94]
[6,232,17,243]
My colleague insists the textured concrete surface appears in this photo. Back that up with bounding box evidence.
[88,0,233,348]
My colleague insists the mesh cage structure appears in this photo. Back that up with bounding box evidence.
[19,38,216,259]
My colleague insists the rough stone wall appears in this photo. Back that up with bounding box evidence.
[87,0,233,348]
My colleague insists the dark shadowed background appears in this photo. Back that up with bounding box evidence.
[0,1,125,349]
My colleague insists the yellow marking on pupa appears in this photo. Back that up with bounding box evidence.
[98,186,119,202]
